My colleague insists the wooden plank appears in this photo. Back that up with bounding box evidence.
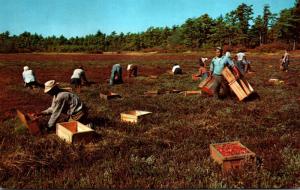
[184,90,202,96]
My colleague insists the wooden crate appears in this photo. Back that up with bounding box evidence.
[222,67,236,83]
[120,110,152,123]
[16,110,41,136]
[229,79,254,101]
[200,77,215,96]
[99,92,121,100]
[210,141,256,173]
[56,121,96,144]
[192,74,200,81]
[184,90,202,96]
[198,77,212,88]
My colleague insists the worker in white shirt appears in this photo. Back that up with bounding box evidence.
[22,66,43,89]
[127,64,138,77]
[172,64,182,75]
[70,66,88,92]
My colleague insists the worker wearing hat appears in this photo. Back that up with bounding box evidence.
[209,47,240,98]
[36,80,87,131]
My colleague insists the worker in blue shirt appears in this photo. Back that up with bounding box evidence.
[209,47,240,98]
[110,64,123,85]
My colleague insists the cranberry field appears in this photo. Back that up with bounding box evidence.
[0,52,299,188]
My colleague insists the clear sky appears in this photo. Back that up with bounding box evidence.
[0,0,295,38]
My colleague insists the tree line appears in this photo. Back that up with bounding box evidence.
[1,1,299,53]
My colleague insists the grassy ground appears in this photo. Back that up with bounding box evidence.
[0,53,299,188]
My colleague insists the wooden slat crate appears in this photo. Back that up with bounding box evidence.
[210,141,256,173]
[229,79,254,101]
[200,77,215,96]
[221,67,254,101]
[99,92,121,100]
[222,67,236,83]
[16,110,41,136]
[56,121,96,144]
[192,74,201,81]
[198,77,212,88]
[120,110,152,123]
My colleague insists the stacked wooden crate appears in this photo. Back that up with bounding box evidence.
[222,67,254,101]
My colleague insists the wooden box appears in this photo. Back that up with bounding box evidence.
[222,67,236,83]
[198,77,212,88]
[229,79,254,101]
[184,90,202,96]
[56,121,96,144]
[16,110,41,136]
[210,141,256,172]
[200,77,215,96]
[120,110,152,123]
[192,74,200,81]
[100,92,121,100]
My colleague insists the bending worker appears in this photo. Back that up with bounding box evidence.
[22,66,42,89]
[36,80,88,131]
[127,64,138,77]
[110,64,123,85]
[70,66,89,91]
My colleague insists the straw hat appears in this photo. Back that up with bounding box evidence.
[44,80,58,93]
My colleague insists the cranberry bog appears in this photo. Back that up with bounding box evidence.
[0,52,299,188]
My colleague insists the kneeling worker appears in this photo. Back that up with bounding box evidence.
[36,80,88,131]
[110,64,123,85]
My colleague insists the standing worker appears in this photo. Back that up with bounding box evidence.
[35,80,88,132]
[110,64,123,85]
[209,47,240,99]
[281,49,290,72]
[236,50,252,74]
[70,66,89,92]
